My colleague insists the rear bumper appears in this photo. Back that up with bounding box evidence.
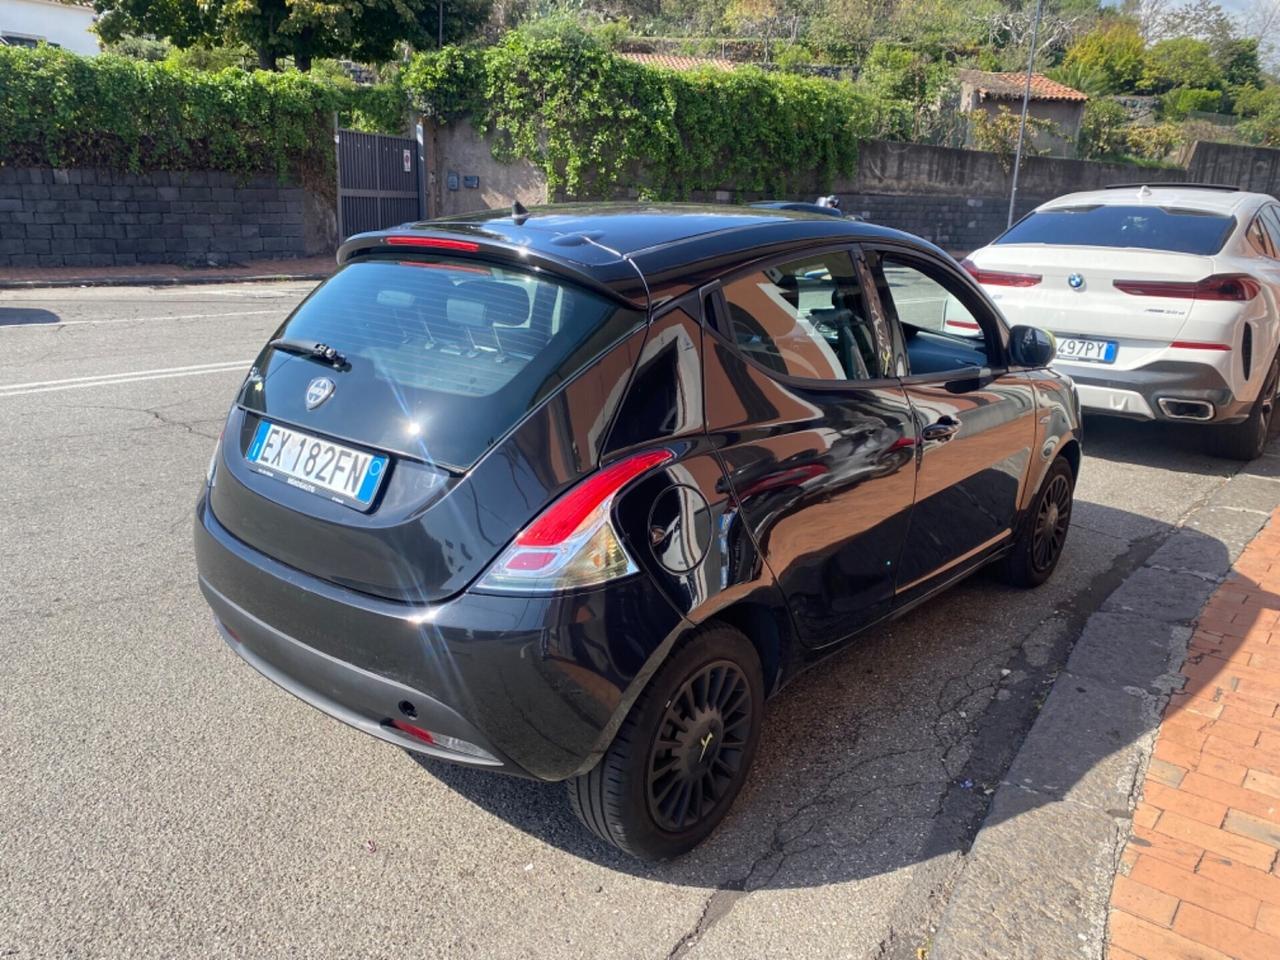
[1058,360,1249,424]
[202,581,510,770]
[194,495,687,781]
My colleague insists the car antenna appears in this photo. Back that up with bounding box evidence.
[512,201,530,226]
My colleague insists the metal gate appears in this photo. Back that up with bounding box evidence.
[336,126,425,240]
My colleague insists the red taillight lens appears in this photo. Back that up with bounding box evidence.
[1113,274,1261,302]
[477,448,675,593]
[385,236,480,252]
[960,258,1042,287]
[389,719,435,745]
[386,721,499,762]
[1170,341,1232,351]
[518,449,674,547]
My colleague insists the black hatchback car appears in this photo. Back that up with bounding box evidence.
[195,205,1080,860]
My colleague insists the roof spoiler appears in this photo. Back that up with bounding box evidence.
[1104,182,1240,192]
[335,230,649,310]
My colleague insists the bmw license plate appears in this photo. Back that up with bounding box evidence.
[246,420,388,509]
[1056,337,1117,364]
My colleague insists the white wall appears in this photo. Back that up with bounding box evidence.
[0,0,98,56]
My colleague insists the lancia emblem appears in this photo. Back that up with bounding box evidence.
[305,377,335,410]
[1067,273,1085,289]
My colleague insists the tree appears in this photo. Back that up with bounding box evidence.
[1141,36,1223,92]
[1238,0,1280,72]
[1062,19,1146,94]
[93,0,492,71]
[1219,38,1262,90]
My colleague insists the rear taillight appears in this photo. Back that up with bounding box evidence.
[385,236,480,252]
[960,258,1042,287]
[386,720,497,762]
[1113,274,1261,301]
[475,449,674,593]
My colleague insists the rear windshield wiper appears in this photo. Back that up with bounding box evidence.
[269,337,349,370]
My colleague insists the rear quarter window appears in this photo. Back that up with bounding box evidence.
[995,204,1236,255]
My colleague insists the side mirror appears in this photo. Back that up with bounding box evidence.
[1009,325,1056,368]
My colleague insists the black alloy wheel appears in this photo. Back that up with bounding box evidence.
[567,624,764,860]
[999,455,1075,588]
[1031,472,1072,574]
[646,661,752,833]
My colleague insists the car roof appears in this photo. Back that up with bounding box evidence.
[1036,184,1272,217]
[337,203,935,309]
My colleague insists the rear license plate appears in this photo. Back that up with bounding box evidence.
[246,420,388,509]
[1056,337,1117,364]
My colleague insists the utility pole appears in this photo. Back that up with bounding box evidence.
[1007,0,1045,229]
[438,0,444,47]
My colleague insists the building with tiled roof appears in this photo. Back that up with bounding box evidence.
[955,70,1089,103]
[955,69,1089,158]
[618,52,737,73]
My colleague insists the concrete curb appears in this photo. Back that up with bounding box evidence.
[0,272,331,290]
[930,448,1280,960]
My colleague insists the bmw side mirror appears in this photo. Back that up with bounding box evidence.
[1009,325,1056,368]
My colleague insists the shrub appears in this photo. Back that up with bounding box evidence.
[970,106,1059,171]
[1078,97,1129,160]
[1125,123,1183,162]
[0,46,404,177]
[1160,87,1223,121]
[403,26,896,198]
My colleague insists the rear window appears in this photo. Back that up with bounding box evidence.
[996,205,1236,255]
[259,257,642,470]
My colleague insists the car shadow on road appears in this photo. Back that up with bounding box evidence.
[0,307,60,327]
[1081,413,1247,477]
[404,496,1263,892]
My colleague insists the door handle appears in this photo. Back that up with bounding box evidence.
[921,416,961,442]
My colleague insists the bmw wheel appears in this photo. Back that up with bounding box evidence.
[1214,351,1280,461]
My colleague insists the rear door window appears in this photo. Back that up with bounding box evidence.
[995,204,1236,255]
[1259,207,1280,260]
[1248,215,1277,258]
[720,250,884,381]
[241,257,643,470]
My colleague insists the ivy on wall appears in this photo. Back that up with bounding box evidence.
[403,29,904,198]
[0,46,405,178]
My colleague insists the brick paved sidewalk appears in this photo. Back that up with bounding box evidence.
[0,254,335,288]
[1108,509,1280,960]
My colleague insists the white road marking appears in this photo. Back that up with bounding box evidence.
[0,308,279,331]
[0,360,252,397]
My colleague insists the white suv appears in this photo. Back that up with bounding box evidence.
[959,184,1280,459]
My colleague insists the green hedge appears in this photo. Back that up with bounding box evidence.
[0,46,405,178]
[404,29,902,198]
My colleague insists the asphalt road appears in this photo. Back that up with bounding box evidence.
[0,282,1254,959]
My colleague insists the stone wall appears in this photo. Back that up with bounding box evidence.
[428,131,1280,257]
[0,167,335,270]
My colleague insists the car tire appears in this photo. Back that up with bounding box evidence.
[998,456,1074,589]
[567,623,764,861]
[1212,352,1280,462]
